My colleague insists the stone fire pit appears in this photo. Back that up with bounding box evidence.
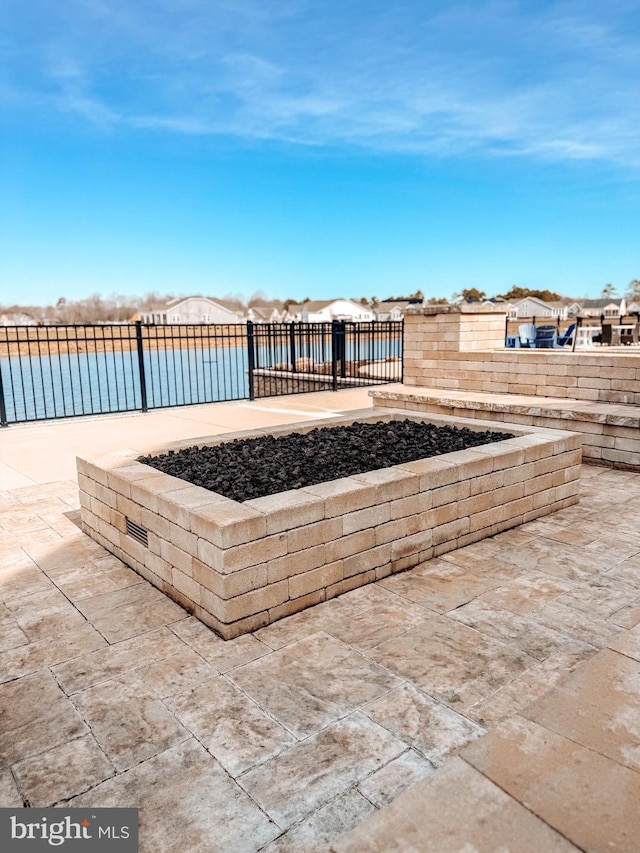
[77,409,581,639]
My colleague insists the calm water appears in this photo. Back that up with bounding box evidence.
[1,336,401,423]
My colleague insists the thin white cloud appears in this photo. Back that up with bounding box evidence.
[4,0,639,167]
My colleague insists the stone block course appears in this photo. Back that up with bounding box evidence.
[78,410,580,639]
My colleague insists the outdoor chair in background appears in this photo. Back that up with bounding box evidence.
[534,325,557,348]
[599,324,613,346]
[518,323,537,347]
[557,323,576,347]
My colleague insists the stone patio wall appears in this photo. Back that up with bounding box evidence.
[404,308,640,406]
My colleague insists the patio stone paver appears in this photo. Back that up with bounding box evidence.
[465,639,597,727]
[12,733,114,806]
[169,615,271,672]
[164,676,296,776]
[0,670,88,767]
[377,559,503,612]
[533,598,622,647]
[73,584,187,643]
[0,622,108,684]
[238,712,406,829]
[452,568,575,615]
[8,587,95,640]
[0,768,23,807]
[229,632,403,738]
[124,647,219,699]
[262,788,376,853]
[609,622,640,660]
[70,674,191,773]
[447,598,571,660]
[324,592,428,651]
[522,648,640,773]
[462,714,640,853]
[609,600,640,629]
[366,615,538,712]
[362,683,485,766]
[51,626,189,694]
[330,755,580,853]
[68,738,280,853]
[1,397,640,851]
[355,748,435,808]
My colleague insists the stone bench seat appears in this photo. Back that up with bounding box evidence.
[372,386,640,471]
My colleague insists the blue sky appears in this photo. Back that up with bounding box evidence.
[2,0,639,306]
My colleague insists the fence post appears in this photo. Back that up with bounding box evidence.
[289,322,297,372]
[331,321,338,392]
[247,321,256,401]
[135,321,148,412]
[0,362,7,426]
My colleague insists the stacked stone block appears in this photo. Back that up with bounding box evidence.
[78,411,581,640]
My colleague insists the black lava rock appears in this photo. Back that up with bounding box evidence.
[139,419,514,503]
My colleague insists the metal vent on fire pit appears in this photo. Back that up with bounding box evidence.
[125,518,149,547]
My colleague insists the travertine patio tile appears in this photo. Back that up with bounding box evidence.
[0,559,55,602]
[239,712,406,829]
[0,671,88,767]
[325,583,415,619]
[74,584,187,643]
[45,562,127,601]
[449,599,571,660]
[584,534,640,561]
[609,600,640,629]
[0,602,29,650]
[71,674,190,772]
[7,587,93,641]
[363,684,485,766]
[327,596,429,651]
[488,537,603,582]
[22,537,107,572]
[262,788,377,853]
[462,715,640,853]
[52,627,188,695]
[124,648,218,698]
[12,733,115,806]
[609,623,640,661]
[356,748,435,808]
[0,622,108,683]
[533,600,621,647]
[169,615,270,672]
[68,738,279,853]
[165,676,295,776]
[523,649,640,772]
[555,576,639,620]
[466,640,597,727]
[252,600,345,650]
[330,756,578,853]
[0,768,23,807]
[604,555,640,589]
[439,550,523,584]
[476,571,574,615]
[378,560,500,613]
[229,632,402,738]
[367,617,537,711]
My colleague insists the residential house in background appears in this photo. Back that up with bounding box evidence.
[286,299,375,322]
[509,296,570,320]
[137,296,245,324]
[247,302,287,323]
[371,301,413,321]
[578,298,627,318]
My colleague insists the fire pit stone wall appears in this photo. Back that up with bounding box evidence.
[77,410,581,639]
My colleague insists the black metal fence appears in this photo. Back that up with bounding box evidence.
[0,320,403,426]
